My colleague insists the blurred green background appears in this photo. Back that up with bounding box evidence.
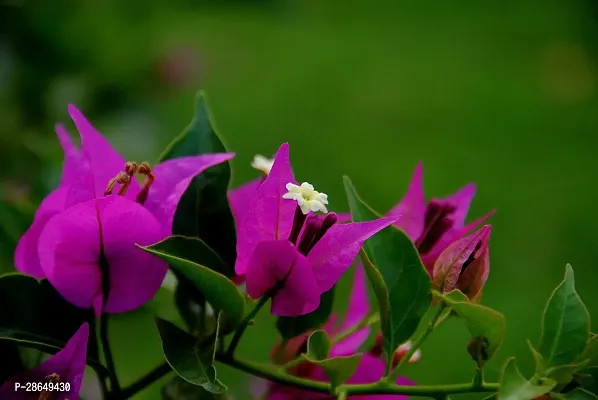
[1,0,597,398]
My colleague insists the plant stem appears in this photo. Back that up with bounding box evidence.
[100,313,121,395]
[390,304,447,381]
[227,294,271,356]
[215,352,498,398]
[472,368,484,389]
[331,312,380,345]
[117,362,172,399]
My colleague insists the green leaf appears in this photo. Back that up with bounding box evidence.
[436,290,505,363]
[498,358,556,400]
[156,315,226,394]
[581,335,598,365]
[539,265,590,368]
[344,176,431,365]
[162,375,221,400]
[0,273,103,370]
[158,91,236,267]
[528,340,546,375]
[304,330,331,360]
[276,286,335,340]
[547,360,590,385]
[149,236,232,279]
[141,244,245,333]
[552,389,598,400]
[300,330,362,391]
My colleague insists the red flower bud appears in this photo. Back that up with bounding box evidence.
[432,225,491,302]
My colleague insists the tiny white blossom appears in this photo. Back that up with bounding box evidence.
[251,154,274,175]
[397,341,421,363]
[282,182,329,214]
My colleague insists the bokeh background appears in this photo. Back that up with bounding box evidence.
[1,0,598,399]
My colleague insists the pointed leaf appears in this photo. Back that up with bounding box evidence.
[156,316,226,394]
[0,273,103,371]
[300,330,361,390]
[158,91,236,267]
[162,376,221,400]
[528,341,546,376]
[276,286,335,340]
[149,236,232,278]
[304,330,332,360]
[540,265,590,368]
[436,290,505,363]
[344,176,431,367]
[141,245,245,333]
[546,360,590,385]
[498,358,556,400]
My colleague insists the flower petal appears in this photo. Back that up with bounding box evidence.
[15,187,70,278]
[38,200,103,311]
[235,143,297,276]
[245,240,320,317]
[388,162,426,241]
[228,178,263,225]
[421,209,495,269]
[308,215,400,292]
[55,124,81,186]
[38,196,167,314]
[0,323,89,399]
[435,182,477,229]
[147,153,235,232]
[68,104,138,199]
[331,263,370,357]
[98,196,169,313]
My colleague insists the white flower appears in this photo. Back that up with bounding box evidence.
[250,154,274,175]
[282,182,329,214]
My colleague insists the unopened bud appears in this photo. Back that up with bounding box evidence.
[432,225,492,302]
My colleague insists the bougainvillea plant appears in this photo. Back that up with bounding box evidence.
[1,92,596,400]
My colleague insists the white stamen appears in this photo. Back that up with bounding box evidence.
[282,182,329,215]
[251,154,274,175]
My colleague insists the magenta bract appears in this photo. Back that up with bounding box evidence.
[387,163,494,272]
[235,143,399,316]
[15,105,234,314]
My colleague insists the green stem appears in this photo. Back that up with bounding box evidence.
[337,390,348,400]
[331,312,380,345]
[215,353,498,398]
[281,312,381,371]
[389,304,446,381]
[117,362,172,399]
[472,368,484,389]
[100,313,121,394]
[227,294,271,356]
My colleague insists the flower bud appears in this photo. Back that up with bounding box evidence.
[432,225,491,302]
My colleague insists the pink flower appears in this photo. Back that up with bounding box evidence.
[387,163,494,272]
[235,143,399,316]
[15,105,234,314]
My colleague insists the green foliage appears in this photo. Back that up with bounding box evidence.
[300,330,362,391]
[158,91,236,266]
[498,358,556,400]
[141,242,245,333]
[437,290,505,365]
[156,315,226,394]
[539,265,590,368]
[0,273,102,369]
[344,176,432,369]
[276,287,335,340]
